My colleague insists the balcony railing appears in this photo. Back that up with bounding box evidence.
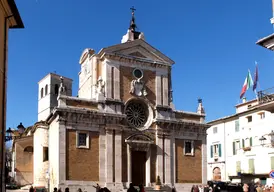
[258,88,274,104]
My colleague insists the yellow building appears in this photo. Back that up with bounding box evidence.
[0,0,24,191]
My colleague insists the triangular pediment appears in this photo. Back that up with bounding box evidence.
[98,39,175,65]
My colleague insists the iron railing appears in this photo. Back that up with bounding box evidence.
[257,87,274,104]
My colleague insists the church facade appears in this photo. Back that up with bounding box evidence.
[12,11,209,192]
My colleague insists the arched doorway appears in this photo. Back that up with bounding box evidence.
[213,167,221,181]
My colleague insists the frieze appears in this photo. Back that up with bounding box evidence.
[104,54,170,69]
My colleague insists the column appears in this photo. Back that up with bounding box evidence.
[114,66,120,100]
[92,56,98,98]
[164,137,171,185]
[155,75,162,106]
[99,128,106,182]
[201,136,207,184]
[115,130,122,184]
[162,76,169,106]
[173,133,176,184]
[146,147,151,187]
[127,144,132,185]
[106,129,113,184]
[156,133,164,181]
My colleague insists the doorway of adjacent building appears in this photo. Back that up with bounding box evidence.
[213,167,221,181]
[131,151,146,186]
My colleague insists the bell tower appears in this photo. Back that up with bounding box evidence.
[38,73,73,121]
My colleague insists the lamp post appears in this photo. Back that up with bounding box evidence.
[5,122,25,142]
[259,136,267,146]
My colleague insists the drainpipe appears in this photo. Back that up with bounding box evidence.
[1,15,13,192]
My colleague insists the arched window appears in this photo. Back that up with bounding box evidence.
[23,146,33,153]
[54,84,59,95]
[40,88,44,98]
[45,84,48,95]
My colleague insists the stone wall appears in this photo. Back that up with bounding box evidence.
[14,137,33,186]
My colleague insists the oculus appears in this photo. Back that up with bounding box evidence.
[133,68,143,79]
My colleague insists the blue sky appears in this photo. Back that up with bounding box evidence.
[6,0,274,128]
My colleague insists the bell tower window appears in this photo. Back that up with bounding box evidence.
[45,84,48,95]
[40,88,44,98]
[54,84,59,95]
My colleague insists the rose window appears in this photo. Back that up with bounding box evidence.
[125,100,148,128]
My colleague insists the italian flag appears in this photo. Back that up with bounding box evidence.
[240,70,253,99]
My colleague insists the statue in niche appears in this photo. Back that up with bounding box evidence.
[96,76,105,95]
[130,78,147,97]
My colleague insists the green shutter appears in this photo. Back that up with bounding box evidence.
[235,120,239,132]
[210,145,213,158]
[271,157,274,170]
[233,142,236,155]
[249,159,254,173]
[218,144,222,157]
[250,137,253,147]
[242,139,245,148]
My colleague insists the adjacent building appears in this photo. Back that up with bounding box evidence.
[207,98,274,185]
[10,10,209,192]
[0,0,24,191]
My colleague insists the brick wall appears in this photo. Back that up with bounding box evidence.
[120,66,156,105]
[66,130,99,181]
[175,139,202,183]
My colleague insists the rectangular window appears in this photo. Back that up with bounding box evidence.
[43,147,48,162]
[184,140,194,156]
[249,159,255,173]
[213,127,218,134]
[247,116,252,123]
[233,140,240,155]
[235,120,240,132]
[76,132,89,148]
[259,112,265,119]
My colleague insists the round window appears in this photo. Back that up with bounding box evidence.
[133,68,143,79]
[125,100,148,128]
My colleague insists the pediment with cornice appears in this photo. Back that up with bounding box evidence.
[98,39,174,66]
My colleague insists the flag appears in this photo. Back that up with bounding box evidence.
[240,70,254,99]
[253,63,258,91]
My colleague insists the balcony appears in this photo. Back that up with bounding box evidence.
[257,88,274,112]
[243,147,251,152]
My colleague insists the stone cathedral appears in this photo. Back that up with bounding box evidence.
[11,9,209,192]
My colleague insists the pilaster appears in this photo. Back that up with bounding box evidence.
[105,129,113,184]
[164,137,171,185]
[58,122,66,185]
[156,133,164,181]
[114,66,120,100]
[155,75,162,106]
[105,65,112,99]
[201,136,207,184]
[127,144,132,184]
[99,128,106,182]
[146,147,151,187]
[114,130,122,184]
[170,134,175,185]
[163,76,168,106]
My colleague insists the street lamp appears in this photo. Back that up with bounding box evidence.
[259,136,267,146]
[5,122,25,142]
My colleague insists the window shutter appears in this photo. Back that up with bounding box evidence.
[271,157,274,170]
[242,139,245,148]
[248,159,254,173]
[236,161,241,172]
[218,144,222,157]
[250,137,253,146]
[233,142,236,155]
[210,145,213,158]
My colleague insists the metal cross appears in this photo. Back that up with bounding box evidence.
[130,6,136,14]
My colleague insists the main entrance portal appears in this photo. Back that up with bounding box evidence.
[131,151,146,186]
